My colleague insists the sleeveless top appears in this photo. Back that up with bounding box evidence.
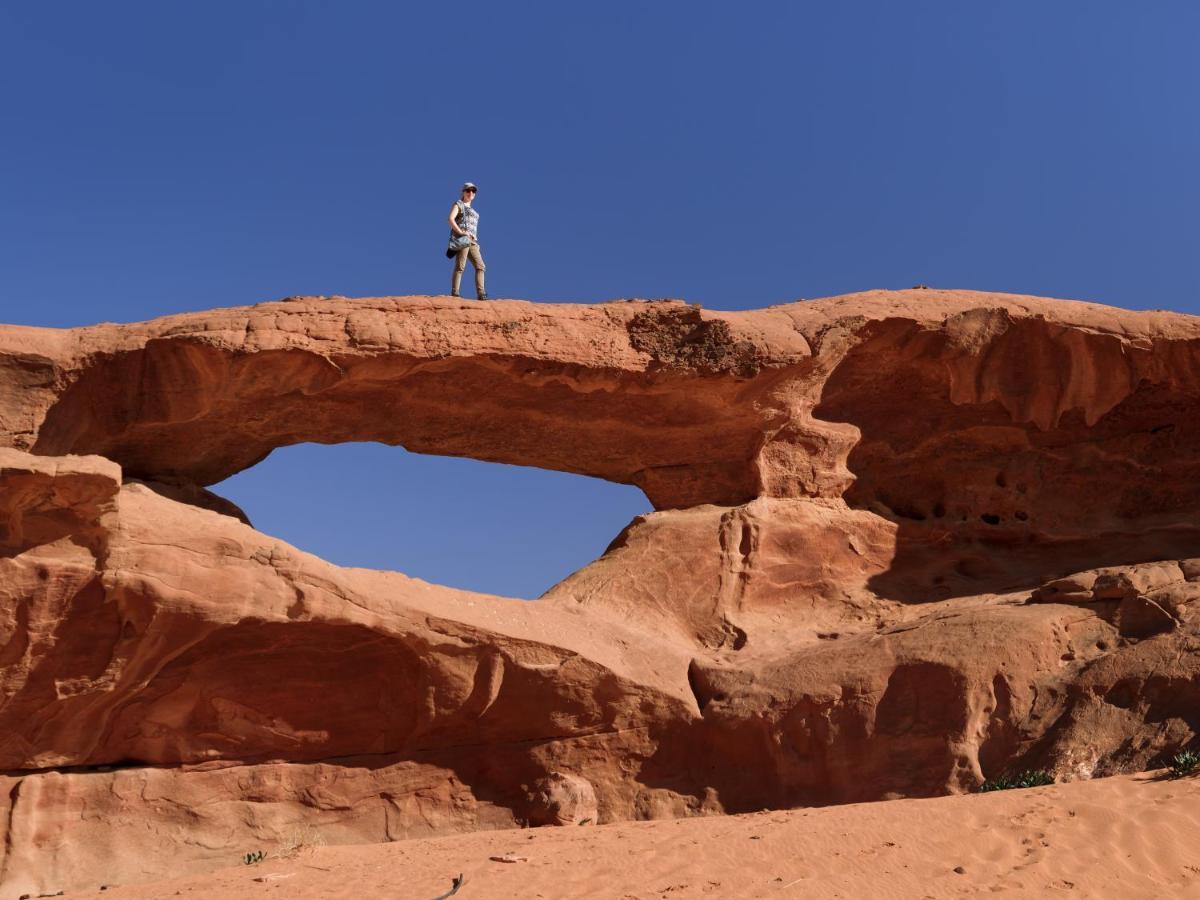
[452,202,479,240]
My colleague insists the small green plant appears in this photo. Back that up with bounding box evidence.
[979,770,1055,792]
[1169,749,1200,778]
[243,850,266,865]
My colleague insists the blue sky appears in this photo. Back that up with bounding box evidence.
[3,2,1198,596]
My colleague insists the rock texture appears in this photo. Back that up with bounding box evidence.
[3,289,1200,894]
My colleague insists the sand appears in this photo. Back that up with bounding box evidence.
[66,771,1200,899]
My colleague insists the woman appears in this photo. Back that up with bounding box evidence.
[448,182,487,300]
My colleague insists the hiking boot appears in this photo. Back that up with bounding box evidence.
[450,291,460,298]
[477,292,489,301]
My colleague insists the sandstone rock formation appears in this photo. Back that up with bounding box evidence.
[2,289,1200,894]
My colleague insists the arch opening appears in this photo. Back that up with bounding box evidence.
[213,442,652,600]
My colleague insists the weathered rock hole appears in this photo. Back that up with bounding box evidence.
[887,501,927,522]
[214,442,651,599]
[1105,680,1138,710]
[738,522,754,560]
[686,660,726,712]
[97,758,147,772]
[286,588,306,620]
[980,513,1001,526]
[954,557,993,579]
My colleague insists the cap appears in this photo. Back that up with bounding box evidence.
[462,182,477,191]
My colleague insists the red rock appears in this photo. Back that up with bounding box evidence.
[1179,558,1200,582]
[1092,562,1184,600]
[527,772,599,826]
[3,290,1200,895]
[0,448,119,554]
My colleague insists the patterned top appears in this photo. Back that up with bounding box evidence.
[453,201,479,239]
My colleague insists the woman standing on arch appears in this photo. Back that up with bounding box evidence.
[448,182,488,300]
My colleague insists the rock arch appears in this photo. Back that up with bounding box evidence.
[6,289,1200,894]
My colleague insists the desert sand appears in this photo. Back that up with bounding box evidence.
[62,771,1200,899]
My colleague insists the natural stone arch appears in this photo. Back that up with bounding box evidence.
[25,298,813,509]
[11,291,1200,529]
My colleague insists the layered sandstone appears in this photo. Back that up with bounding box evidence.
[3,290,1200,895]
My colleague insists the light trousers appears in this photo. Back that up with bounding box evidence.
[452,243,486,296]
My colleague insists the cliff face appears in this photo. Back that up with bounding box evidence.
[3,289,1200,894]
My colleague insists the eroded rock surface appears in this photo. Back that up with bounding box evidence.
[3,290,1200,894]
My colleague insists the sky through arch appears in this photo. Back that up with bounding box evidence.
[214,443,652,599]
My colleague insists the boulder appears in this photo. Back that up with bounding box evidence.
[527,773,599,827]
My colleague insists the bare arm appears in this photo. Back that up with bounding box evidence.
[448,203,466,235]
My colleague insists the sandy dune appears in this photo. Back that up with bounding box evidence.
[69,771,1200,899]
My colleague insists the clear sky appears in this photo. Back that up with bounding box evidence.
[3,2,1198,597]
